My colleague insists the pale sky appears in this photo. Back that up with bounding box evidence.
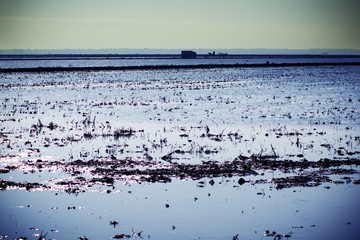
[0,0,359,50]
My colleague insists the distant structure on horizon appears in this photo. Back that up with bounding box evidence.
[181,50,197,59]
[207,51,228,58]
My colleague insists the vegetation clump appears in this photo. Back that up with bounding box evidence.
[113,128,135,139]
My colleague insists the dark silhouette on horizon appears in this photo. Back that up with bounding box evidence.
[181,50,197,59]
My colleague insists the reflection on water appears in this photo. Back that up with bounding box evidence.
[0,180,359,240]
[1,63,360,239]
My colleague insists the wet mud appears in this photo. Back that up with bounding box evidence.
[1,149,360,192]
[1,65,360,239]
[1,65,360,193]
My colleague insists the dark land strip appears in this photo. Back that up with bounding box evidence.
[1,62,360,73]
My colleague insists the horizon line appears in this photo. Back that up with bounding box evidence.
[1,47,360,50]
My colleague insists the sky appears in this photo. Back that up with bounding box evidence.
[0,0,359,50]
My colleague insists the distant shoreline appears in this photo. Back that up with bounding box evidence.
[1,53,360,61]
[1,62,359,73]
[1,48,360,56]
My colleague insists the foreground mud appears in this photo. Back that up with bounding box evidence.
[1,152,360,193]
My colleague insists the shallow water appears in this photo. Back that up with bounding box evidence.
[1,64,360,239]
[1,66,359,164]
[1,180,359,240]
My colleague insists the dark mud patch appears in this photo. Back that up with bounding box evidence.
[1,154,359,192]
[0,179,50,191]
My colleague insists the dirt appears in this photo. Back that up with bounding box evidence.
[1,150,359,193]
